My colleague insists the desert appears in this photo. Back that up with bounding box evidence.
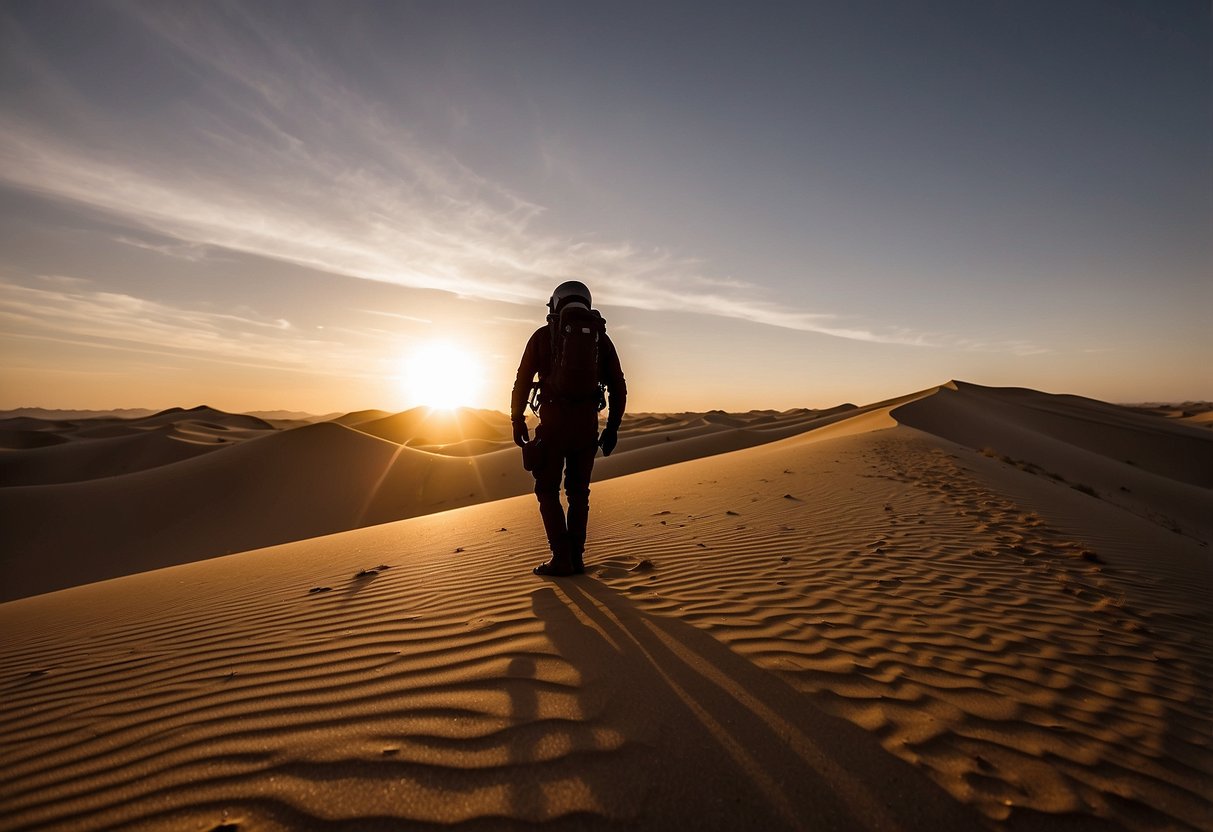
[2,381,1210,831]
[3,3,1209,829]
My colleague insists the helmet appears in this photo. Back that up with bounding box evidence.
[548,280,592,313]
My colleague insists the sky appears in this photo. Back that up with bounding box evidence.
[1,0,1208,414]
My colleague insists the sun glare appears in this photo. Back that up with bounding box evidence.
[403,341,484,410]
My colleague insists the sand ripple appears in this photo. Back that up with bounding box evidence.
[591,429,1212,828]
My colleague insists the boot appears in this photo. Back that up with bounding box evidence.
[533,538,575,577]
[531,538,572,577]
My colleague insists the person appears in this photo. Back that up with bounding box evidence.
[511,280,626,576]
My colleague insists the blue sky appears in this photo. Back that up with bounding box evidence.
[1,0,1208,412]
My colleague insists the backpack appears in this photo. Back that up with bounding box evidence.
[540,304,606,410]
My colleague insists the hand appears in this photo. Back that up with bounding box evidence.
[599,425,618,456]
[512,420,529,448]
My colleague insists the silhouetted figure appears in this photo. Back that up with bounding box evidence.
[511,281,627,576]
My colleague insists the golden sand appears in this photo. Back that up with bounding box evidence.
[1,383,1209,830]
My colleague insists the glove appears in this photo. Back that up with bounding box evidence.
[599,425,619,456]
[512,420,529,448]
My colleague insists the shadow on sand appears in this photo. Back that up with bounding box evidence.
[530,577,982,831]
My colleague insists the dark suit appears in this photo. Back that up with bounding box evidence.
[511,323,627,565]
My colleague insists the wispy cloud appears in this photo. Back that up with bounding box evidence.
[0,3,1035,355]
[0,278,387,377]
[112,236,213,262]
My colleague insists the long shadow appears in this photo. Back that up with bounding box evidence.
[503,655,542,821]
[531,578,984,831]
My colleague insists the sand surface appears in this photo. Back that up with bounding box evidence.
[0,403,850,600]
[1,382,1210,830]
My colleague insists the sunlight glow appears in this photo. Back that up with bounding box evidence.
[402,341,483,410]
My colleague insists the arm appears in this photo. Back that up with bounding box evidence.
[599,333,627,430]
[510,328,545,423]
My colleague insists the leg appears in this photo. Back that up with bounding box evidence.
[532,437,573,576]
[563,441,598,572]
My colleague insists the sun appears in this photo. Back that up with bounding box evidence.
[402,341,484,410]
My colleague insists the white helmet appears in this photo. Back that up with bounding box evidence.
[548,280,592,313]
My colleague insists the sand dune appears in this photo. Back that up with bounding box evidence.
[0,428,70,451]
[0,407,277,486]
[893,381,1213,548]
[0,425,237,487]
[0,404,848,600]
[1126,401,1213,430]
[353,406,512,445]
[0,381,1208,830]
[246,409,341,422]
[0,421,524,599]
[907,382,1213,486]
[327,408,394,427]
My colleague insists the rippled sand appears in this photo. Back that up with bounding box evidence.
[2,382,1209,830]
